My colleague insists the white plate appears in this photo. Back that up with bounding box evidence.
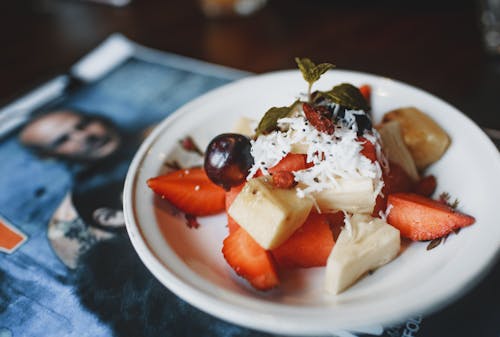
[123,70,500,335]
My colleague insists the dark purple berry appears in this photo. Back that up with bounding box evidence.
[204,133,253,190]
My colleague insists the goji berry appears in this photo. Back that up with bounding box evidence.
[303,103,335,135]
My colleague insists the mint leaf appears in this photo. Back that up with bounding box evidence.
[318,83,369,111]
[295,57,335,99]
[255,100,300,136]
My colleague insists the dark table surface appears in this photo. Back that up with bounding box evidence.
[1,0,499,131]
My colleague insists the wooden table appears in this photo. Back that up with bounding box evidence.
[1,0,499,130]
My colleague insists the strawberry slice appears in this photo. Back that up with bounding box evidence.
[227,217,240,235]
[358,137,377,163]
[387,193,475,241]
[225,183,243,210]
[222,227,280,290]
[254,153,311,178]
[385,162,414,195]
[372,162,415,217]
[225,184,244,234]
[359,84,371,106]
[268,153,312,174]
[326,211,345,240]
[271,212,335,268]
[372,194,387,218]
[147,168,225,216]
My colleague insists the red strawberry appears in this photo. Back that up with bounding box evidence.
[359,84,371,106]
[225,184,244,234]
[254,153,311,178]
[358,137,377,162]
[227,217,240,235]
[222,227,280,290]
[326,211,345,240]
[372,194,387,218]
[225,184,244,210]
[268,153,312,174]
[272,212,335,268]
[414,175,437,197]
[387,193,475,241]
[385,162,414,195]
[147,168,225,216]
[372,162,414,217]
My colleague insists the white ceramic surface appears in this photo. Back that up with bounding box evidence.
[123,70,500,335]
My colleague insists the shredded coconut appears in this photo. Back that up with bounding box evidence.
[378,203,393,222]
[385,203,393,217]
[247,130,291,179]
[248,105,384,202]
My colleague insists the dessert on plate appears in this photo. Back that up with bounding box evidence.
[147,58,475,294]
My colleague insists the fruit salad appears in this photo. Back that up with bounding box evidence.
[147,58,475,294]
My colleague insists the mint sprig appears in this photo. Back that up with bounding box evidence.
[295,57,335,100]
[317,83,369,111]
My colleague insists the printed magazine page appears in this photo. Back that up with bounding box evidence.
[0,35,497,337]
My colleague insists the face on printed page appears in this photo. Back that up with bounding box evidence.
[20,110,121,162]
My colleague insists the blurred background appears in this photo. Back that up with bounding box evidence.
[1,0,499,131]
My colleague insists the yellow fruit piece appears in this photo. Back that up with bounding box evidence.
[312,177,377,214]
[228,177,313,249]
[325,214,400,295]
[377,120,419,181]
[382,107,450,170]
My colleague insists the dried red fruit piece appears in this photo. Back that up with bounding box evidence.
[303,103,335,135]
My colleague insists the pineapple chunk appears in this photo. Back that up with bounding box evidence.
[228,177,313,249]
[288,128,309,154]
[312,177,376,214]
[382,107,450,170]
[325,214,400,294]
[377,120,419,181]
[232,116,256,137]
[290,141,309,154]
